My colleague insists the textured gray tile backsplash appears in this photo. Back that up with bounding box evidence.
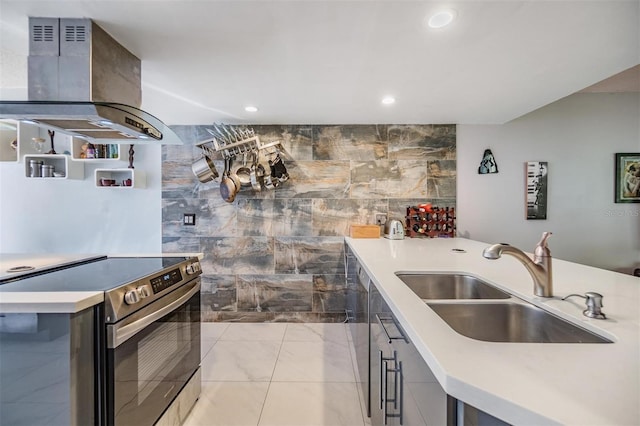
[162,124,456,322]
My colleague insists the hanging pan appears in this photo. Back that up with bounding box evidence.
[220,157,239,203]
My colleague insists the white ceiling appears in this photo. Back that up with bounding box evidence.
[0,0,638,126]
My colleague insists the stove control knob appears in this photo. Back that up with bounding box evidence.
[137,285,151,299]
[186,262,200,275]
[124,290,140,305]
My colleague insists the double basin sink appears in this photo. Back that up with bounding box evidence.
[395,273,611,343]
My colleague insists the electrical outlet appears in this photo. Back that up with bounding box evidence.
[375,213,387,226]
[183,213,196,226]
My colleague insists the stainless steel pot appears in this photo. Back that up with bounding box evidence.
[235,153,252,187]
[192,155,218,183]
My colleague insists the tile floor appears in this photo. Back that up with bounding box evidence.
[184,322,370,426]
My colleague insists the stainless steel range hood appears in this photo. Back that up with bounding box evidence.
[2,100,176,143]
[0,18,183,145]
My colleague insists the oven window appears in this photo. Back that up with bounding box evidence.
[137,319,190,402]
[107,288,200,426]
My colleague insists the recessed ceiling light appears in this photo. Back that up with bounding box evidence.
[428,10,456,29]
[381,96,396,105]
[244,106,258,112]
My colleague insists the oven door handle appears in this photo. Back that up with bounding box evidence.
[107,280,200,349]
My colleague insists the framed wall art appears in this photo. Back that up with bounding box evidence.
[526,161,548,220]
[615,153,640,203]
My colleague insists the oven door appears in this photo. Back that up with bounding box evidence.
[105,278,200,426]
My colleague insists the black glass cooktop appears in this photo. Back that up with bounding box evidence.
[0,257,189,292]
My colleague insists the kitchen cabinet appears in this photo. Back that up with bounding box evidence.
[344,243,370,416]
[370,280,448,425]
[348,238,558,425]
[0,308,96,425]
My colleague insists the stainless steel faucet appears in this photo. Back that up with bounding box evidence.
[482,232,553,297]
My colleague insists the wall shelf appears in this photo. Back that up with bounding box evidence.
[71,139,121,161]
[24,154,84,180]
[95,168,145,189]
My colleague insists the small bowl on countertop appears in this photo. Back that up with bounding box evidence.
[53,172,65,178]
[100,178,116,186]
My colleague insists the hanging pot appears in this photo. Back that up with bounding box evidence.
[249,151,261,191]
[227,157,242,192]
[220,157,239,203]
[192,154,219,183]
[235,153,252,187]
[270,153,289,182]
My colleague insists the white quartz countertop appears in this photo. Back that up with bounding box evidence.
[345,237,640,425]
[0,253,203,313]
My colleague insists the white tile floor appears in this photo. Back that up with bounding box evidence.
[184,323,370,426]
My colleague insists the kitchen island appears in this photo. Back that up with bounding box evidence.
[346,237,639,425]
[0,253,203,426]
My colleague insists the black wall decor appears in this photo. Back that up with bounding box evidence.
[478,149,498,174]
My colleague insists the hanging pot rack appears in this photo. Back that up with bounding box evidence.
[192,123,291,197]
[195,124,283,159]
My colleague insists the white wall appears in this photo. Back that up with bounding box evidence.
[457,92,640,273]
[0,140,162,254]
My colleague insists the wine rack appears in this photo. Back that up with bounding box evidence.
[406,205,456,238]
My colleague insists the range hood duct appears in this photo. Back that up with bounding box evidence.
[0,17,183,144]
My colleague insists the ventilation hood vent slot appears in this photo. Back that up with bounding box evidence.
[64,24,86,42]
[33,24,55,43]
[0,17,183,145]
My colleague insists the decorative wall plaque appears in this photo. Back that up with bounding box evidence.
[478,149,498,174]
[526,161,548,220]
